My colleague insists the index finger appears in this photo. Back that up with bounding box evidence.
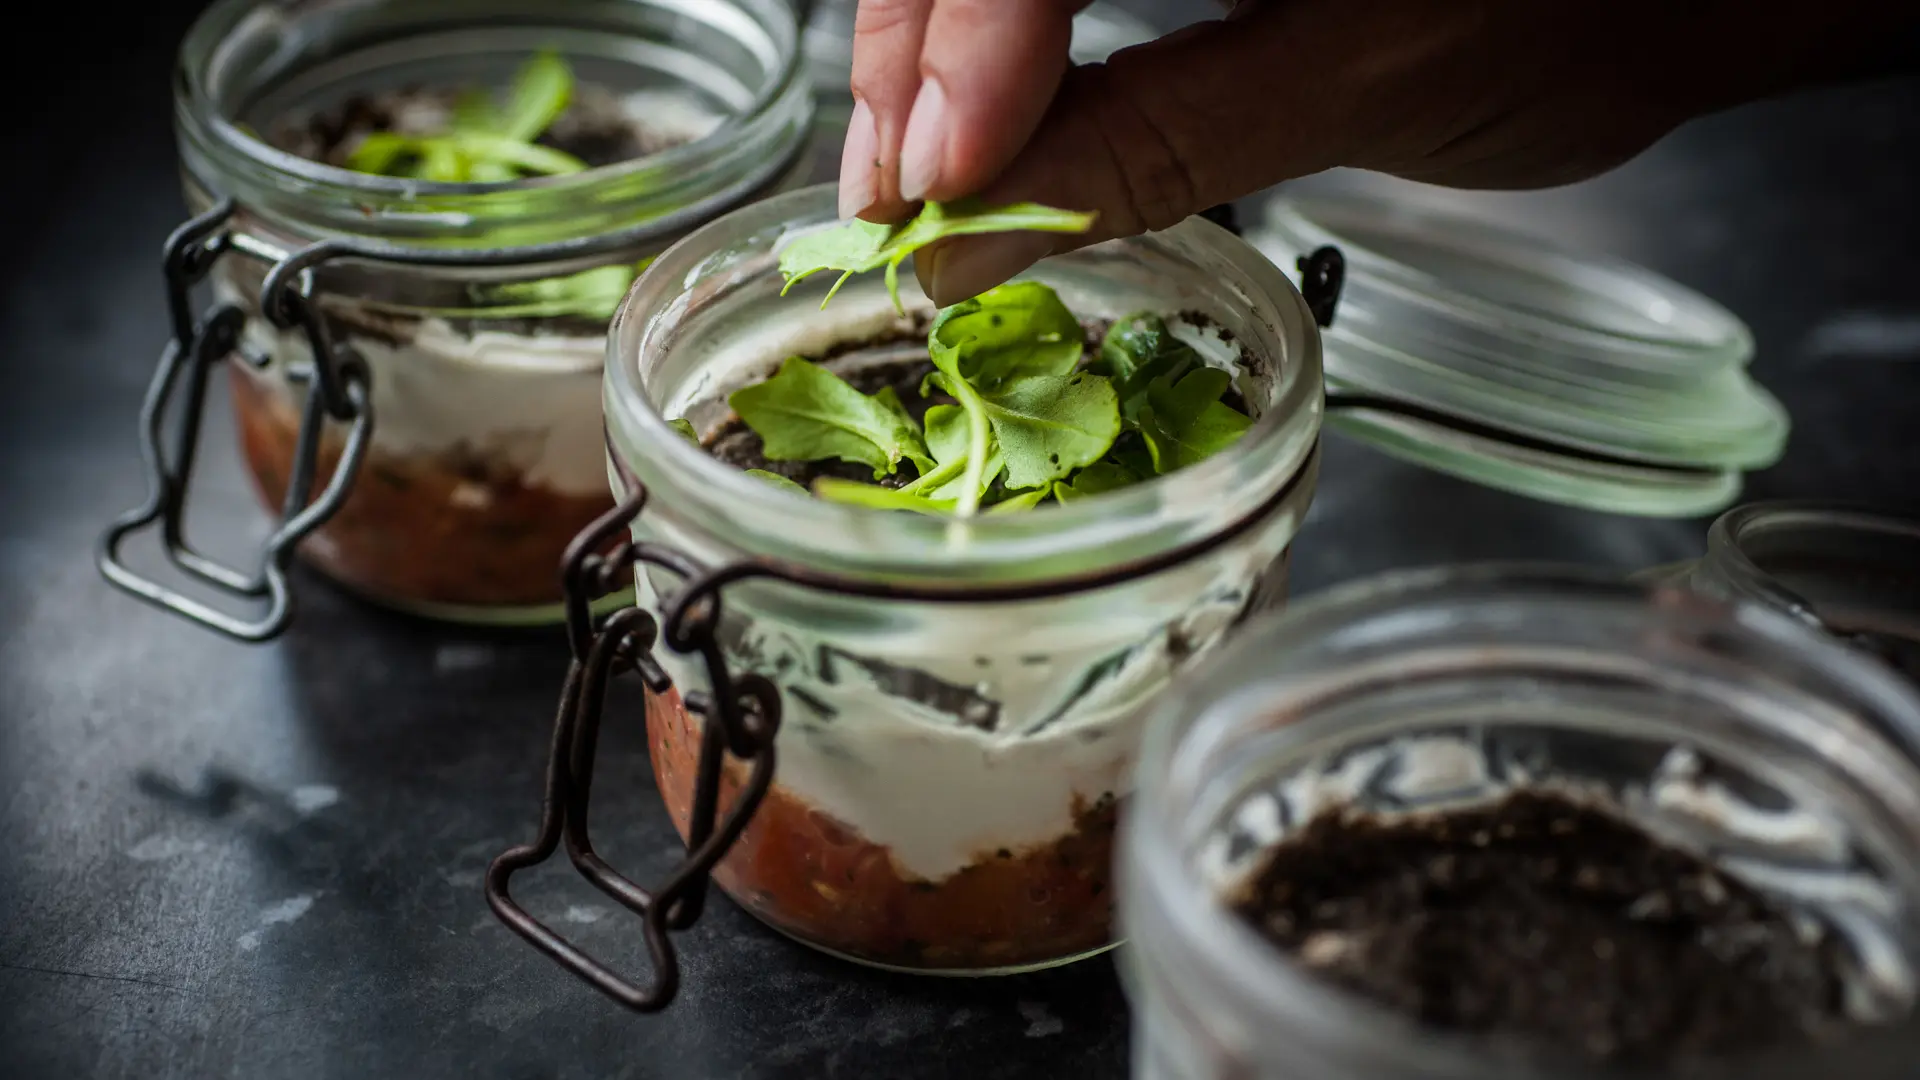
[901,0,1084,204]
[843,0,935,222]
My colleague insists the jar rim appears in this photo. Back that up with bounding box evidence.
[1710,500,1920,591]
[601,184,1324,584]
[175,0,809,250]
[1126,564,1920,1078]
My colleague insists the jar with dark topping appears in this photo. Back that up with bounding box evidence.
[99,0,810,638]
[1121,566,1920,1079]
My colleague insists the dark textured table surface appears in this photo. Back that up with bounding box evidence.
[6,2,1920,1077]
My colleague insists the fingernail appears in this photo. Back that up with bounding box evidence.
[837,99,878,219]
[897,77,948,202]
[926,233,1056,306]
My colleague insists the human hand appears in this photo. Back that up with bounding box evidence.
[838,0,1915,306]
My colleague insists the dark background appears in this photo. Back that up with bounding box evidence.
[4,1,1918,1077]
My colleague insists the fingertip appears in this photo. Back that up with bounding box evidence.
[913,242,941,302]
[836,99,879,219]
[924,232,1056,307]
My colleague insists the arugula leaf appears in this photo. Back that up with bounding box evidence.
[729,358,933,479]
[926,282,1084,392]
[1052,460,1142,503]
[1135,368,1253,473]
[1107,432,1157,480]
[746,469,808,494]
[986,487,1051,514]
[668,418,700,444]
[924,342,996,516]
[342,50,581,183]
[499,48,574,143]
[914,404,1004,502]
[344,132,415,175]
[779,199,1097,313]
[922,284,1120,502]
[1097,313,1205,418]
[448,132,586,175]
[450,90,501,135]
[979,372,1122,491]
[813,478,957,515]
[477,262,638,319]
[344,132,585,182]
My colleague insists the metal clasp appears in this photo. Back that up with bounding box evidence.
[488,426,1326,1011]
[1297,245,1345,329]
[485,487,782,1012]
[98,198,374,642]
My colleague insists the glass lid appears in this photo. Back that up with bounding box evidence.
[1248,190,1790,517]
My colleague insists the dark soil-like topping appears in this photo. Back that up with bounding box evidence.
[1228,790,1856,1066]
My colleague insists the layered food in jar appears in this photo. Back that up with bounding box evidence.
[605,189,1324,972]
[218,65,727,616]
[166,0,811,626]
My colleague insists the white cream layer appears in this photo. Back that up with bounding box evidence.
[637,522,1295,882]
[225,284,609,497]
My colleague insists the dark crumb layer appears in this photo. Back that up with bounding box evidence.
[271,82,695,170]
[1230,790,1854,1066]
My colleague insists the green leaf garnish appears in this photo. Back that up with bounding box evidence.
[1135,368,1254,473]
[913,404,1004,503]
[977,373,1122,491]
[923,359,996,517]
[923,288,1119,508]
[668,418,700,444]
[986,487,1051,514]
[1052,460,1142,503]
[728,358,933,479]
[476,262,640,319]
[342,49,583,183]
[1107,433,1158,481]
[1097,313,1204,418]
[725,261,1252,516]
[778,199,1097,313]
[448,132,587,176]
[746,469,808,494]
[813,478,957,515]
[925,282,1084,392]
[450,90,501,135]
[499,48,574,143]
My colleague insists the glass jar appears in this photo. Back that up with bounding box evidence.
[1122,566,1920,1079]
[99,0,811,639]
[483,183,1324,997]
[1647,502,1920,681]
[485,184,1798,1011]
